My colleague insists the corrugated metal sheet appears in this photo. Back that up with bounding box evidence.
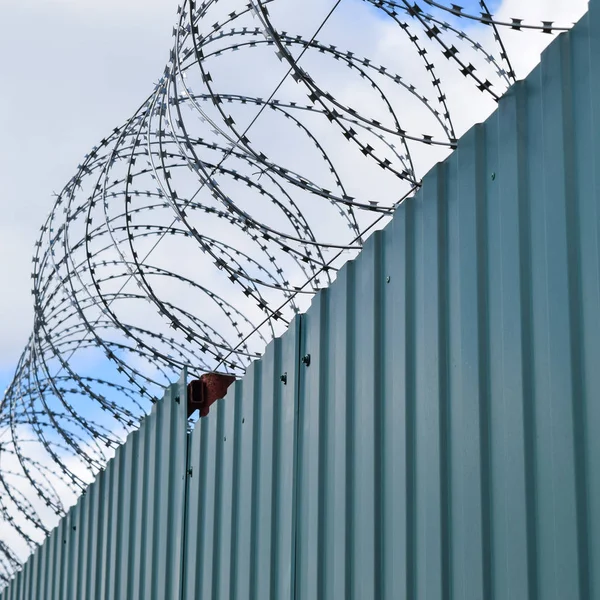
[291,5,600,598]
[182,12,600,599]
[182,318,301,600]
[3,2,600,598]
[0,371,188,600]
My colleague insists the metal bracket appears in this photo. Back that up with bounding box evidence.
[187,373,236,418]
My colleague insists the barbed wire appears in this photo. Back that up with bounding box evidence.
[0,0,580,585]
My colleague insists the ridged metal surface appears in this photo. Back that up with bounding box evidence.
[292,4,600,598]
[182,319,301,600]
[0,371,188,600]
[183,7,600,599]
[3,2,600,598]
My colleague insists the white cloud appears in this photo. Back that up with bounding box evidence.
[0,0,181,368]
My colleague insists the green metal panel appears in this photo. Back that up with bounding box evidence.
[182,317,300,600]
[292,5,600,600]
[1,371,188,599]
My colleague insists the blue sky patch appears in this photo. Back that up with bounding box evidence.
[357,0,503,26]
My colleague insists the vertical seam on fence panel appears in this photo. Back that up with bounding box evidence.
[345,264,356,600]
[373,233,385,600]
[436,161,452,600]
[560,31,591,600]
[269,337,283,600]
[212,398,225,600]
[317,290,330,600]
[291,314,304,600]
[474,125,494,600]
[405,198,416,600]
[180,431,192,600]
[229,381,243,600]
[250,362,263,600]
[510,79,539,600]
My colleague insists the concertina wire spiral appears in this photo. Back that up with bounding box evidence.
[0,0,577,584]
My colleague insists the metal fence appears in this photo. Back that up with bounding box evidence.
[0,373,188,600]
[3,1,600,598]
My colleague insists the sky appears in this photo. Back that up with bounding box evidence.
[0,0,589,393]
[0,0,591,570]
[0,0,181,381]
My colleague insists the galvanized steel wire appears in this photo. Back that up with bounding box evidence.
[0,0,576,585]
